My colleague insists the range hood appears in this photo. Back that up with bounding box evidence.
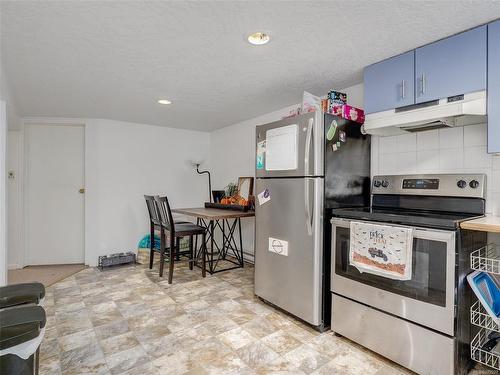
[363,91,487,136]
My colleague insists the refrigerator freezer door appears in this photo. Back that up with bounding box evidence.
[323,113,371,209]
[254,177,324,325]
[255,112,324,178]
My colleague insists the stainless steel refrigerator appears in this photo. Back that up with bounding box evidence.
[254,111,370,330]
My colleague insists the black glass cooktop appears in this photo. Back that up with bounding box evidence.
[330,207,483,230]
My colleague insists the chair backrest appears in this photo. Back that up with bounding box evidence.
[144,195,160,225]
[154,196,175,233]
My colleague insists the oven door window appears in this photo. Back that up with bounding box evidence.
[334,226,448,307]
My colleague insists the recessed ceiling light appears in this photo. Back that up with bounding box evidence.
[158,99,171,105]
[247,32,270,45]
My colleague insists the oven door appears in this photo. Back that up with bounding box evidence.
[331,218,456,336]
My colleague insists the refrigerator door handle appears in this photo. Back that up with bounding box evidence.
[304,118,313,175]
[305,178,313,236]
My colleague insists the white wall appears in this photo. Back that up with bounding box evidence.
[7,118,210,268]
[84,119,210,266]
[0,102,6,285]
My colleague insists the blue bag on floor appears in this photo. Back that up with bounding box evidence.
[138,234,160,250]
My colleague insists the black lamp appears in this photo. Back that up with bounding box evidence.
[192,161,212,202]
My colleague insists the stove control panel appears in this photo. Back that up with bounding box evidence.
[372,174,486,198]
[402,178,439,190]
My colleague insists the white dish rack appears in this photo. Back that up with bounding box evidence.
[470,244,500,274]
[471,329,500,370]
[469,244,500,371]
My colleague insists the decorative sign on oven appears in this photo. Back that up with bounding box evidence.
[349,221,413,280]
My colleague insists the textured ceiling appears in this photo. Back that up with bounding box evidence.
[1,1,500,131]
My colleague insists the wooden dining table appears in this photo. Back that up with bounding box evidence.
[171,207,255,274]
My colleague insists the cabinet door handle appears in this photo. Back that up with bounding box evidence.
[401,80,405,99]
[421,74,426,95]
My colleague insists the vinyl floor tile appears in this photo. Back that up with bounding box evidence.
[39,261,414,375]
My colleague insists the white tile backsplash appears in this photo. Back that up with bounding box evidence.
[492,155,500,170]
[439,148,463,171]
[379,153,398,175]
[396,152,417,174]
[490,193,500,217]
[417,130,439,151]
[370,136,379,177]
[416,150,440,173]
[464,123,487,147]
[439,127,464,149]
[379,136,398,154]
[396,133,417,153]
[492,170,500,193]
[464,146,492,169]
[374,123,498,214]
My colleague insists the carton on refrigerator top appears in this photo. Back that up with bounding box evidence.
[327,90,347,106]
[331,104,365,124]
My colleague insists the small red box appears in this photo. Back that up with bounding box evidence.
[331,104,365,124]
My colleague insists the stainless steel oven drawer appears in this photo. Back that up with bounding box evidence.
[332,294,454,375]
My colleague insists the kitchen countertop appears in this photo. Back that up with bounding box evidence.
[460,215,500,233]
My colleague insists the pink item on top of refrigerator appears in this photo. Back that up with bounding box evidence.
[331,104,365,124]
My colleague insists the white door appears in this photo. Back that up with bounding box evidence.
[26,124,84,265]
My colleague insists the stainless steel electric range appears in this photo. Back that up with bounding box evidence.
[330,174,488,375]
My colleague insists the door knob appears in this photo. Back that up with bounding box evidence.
[79,188,85,194]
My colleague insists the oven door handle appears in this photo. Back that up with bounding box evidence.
[331,218,456,242]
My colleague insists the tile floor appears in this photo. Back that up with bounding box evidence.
[40,261,416,375]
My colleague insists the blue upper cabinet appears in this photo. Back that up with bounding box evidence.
[488,20,500,154]
[415,26,487,103]
[364,51,415,114]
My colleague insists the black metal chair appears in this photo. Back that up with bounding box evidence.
[154,196,206,283]
[144,195,190,269]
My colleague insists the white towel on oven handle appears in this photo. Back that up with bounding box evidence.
[349,221,413,281]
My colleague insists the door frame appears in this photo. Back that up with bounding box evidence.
[0,101,7,285]
[23,120,86,266]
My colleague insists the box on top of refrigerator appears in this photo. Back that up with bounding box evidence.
[331,104,365,124]
[328,91,347,106]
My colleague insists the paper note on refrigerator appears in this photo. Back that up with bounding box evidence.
[257,188,271,205]
[265,124,298,171]
[268,237,288,256]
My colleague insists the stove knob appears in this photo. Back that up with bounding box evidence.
[373,180,381,187]
[381,180,389,188]
[457,180,467,189]
[469,180,480,189]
